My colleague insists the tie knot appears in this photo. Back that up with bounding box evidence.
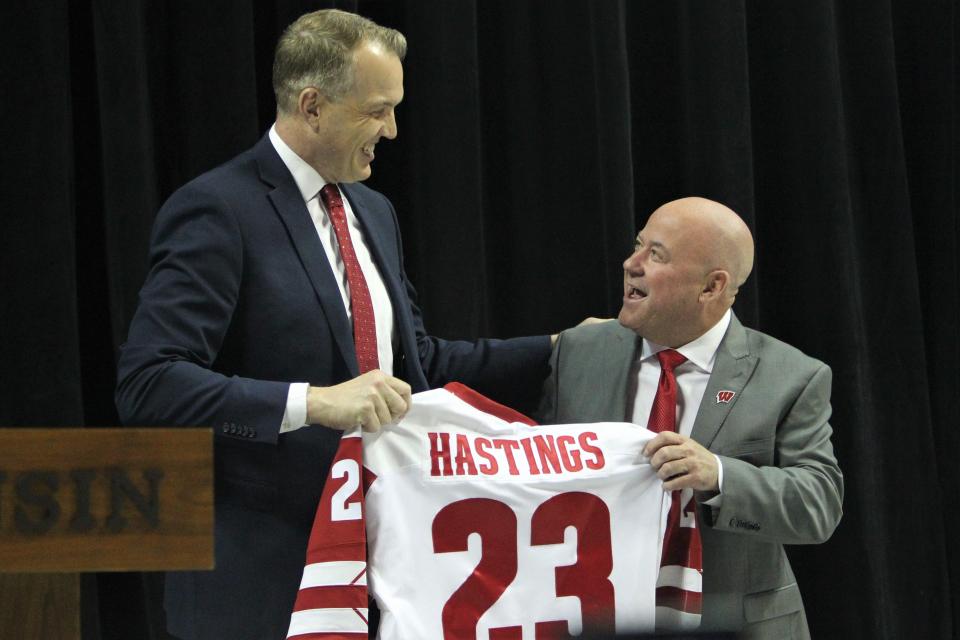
[657,349,687,372]
[319,184,342,209]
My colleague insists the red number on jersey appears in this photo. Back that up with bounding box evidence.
[432,499,518,639]
[432,493,615,639]
[531,492,615,637]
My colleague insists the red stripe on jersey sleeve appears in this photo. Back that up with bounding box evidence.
[305,541,367,564]
[292,585,368,611]
[289,433,370,639]
[655,585,703,613]
[659,527,703,570]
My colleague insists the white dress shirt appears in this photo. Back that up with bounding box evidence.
[268,126,396,432]
[628,309,732,493]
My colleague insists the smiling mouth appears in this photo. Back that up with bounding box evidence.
[361,143,375,159]
[626,285,647,300]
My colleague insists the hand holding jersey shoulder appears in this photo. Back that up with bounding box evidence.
[307,370,411,431]
[644,431,719,492]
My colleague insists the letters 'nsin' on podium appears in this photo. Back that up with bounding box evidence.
[0,428,213,638]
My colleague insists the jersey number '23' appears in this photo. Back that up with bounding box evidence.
[432,494,615,640]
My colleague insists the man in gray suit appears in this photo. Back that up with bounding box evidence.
[539,197,842,639]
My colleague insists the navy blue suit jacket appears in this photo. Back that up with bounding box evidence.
[116,134,550,639]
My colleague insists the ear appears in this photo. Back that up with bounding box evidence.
[297,87,327,126]
[700,270,731,302]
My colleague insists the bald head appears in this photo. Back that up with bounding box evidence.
[656,197,754,295]
[618,197,755,347]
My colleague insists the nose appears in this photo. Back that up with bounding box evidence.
[623,247,644,273]
[383,109,398,140]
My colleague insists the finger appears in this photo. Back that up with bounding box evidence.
[382,386,409,422]
[360,404,382,433]
[385,376,410,396]
[650,444,689,469]
[385,376,412,403]
[658,459,689,481]
[643,432,683,457]
[662,474,694,491]
[370,393,392,429]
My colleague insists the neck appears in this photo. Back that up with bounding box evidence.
[661,311,729,348]
[274,118,328,179]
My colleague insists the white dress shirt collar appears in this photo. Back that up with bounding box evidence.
[268,124,329,202]
[640,308,732,373]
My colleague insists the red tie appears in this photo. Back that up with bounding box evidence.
[648,349,703,627]
[320,184,379,374]
[648,349,687,435]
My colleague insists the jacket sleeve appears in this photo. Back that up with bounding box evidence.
[534,331,564,424]
[410,279,552,411]
[701,363,844,545]
[115,184,288,443]
[372,190,552,410]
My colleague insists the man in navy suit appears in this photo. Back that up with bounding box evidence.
[116,10,555,639]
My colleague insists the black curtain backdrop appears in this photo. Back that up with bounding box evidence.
[1,1,957,638]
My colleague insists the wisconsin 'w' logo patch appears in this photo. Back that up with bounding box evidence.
[715,390,736,404]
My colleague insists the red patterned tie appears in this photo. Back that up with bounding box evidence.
[648,349,703,628]
[320,184,379,374]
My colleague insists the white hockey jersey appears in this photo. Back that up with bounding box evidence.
[288,384,675,640]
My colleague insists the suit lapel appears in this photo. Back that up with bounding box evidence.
[690,314,758,449]
[255,137,359,378]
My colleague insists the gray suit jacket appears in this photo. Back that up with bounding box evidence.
[538,315,843,639]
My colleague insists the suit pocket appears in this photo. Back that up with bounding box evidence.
[218,474,278,513]
[743,582,803,622]
[742,583,807,639]
[216,440,279,512]
[718,436,775,466]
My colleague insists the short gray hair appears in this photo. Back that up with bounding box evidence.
[273,9,406,114]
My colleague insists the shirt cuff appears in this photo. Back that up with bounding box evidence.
[280,383,309,433]
[702,454,725,507]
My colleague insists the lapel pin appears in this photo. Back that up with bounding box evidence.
[716,390,736,404]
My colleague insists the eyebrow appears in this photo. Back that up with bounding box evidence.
[636,237,670,259]
[367,95,402,109]
[635,236,666,249]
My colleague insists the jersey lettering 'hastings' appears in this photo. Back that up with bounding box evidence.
[428,431,606,477]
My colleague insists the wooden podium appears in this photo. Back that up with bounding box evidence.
[0,428,213,639]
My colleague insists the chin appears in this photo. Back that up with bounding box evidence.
[616,310,641,333]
